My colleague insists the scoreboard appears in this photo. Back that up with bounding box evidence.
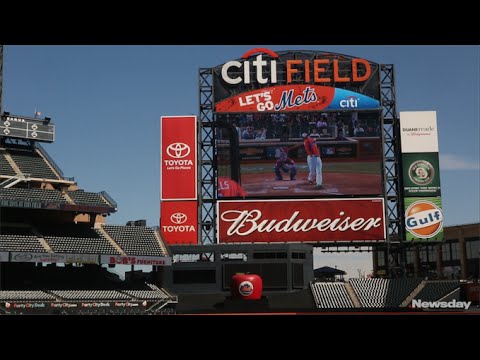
[0,114,55,142]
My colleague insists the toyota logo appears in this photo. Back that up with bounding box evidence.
[166,143,191,159]
[170,213,187,224]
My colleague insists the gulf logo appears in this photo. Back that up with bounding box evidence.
[405,200,443,238]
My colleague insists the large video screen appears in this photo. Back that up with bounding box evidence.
[216,110,383,198]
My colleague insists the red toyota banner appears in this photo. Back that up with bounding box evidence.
[160,201,198,244]
[160,116,197,200]
[217,198,386,243]
[215,85,335,113]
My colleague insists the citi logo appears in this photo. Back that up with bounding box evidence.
[411,299,471,310]
[222,48,279,85]
[405,200,443,238]
[170,213,187,224]
[340,96,359,108]
[166,142,191,159]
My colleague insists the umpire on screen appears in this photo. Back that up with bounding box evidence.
[274,147,297,181]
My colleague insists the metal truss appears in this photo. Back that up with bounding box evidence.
[198,68,217,244]
[0,45,3,114]
[198,63,407,264]
[381,64,406,276]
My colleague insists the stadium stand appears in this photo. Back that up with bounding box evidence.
[44,236,121,255]
[102,225,166,256]
[414,281,460,302]
[0,235,47,252]
[0,290,57,301]
[0,187,69,203]
[349,278,389,308]
[67,190,112,207]
[0,153,17,176]
[122,289,171,300]
[385,278,423,307]
[50,290,131,300]
[3,146,59,179]
[0,135,174,315]
[310,282,354,309]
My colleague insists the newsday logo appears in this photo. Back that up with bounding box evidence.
[411,299,471,310]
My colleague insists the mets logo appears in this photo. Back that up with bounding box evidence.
[405,200,443,238]
[166,142,191,159]
[170,213,187,224]
[408,160,434,186]
[238,281,254,296]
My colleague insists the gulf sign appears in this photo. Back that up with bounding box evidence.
[215,85,379,113]
[160,116,197,200]
[217,198,386,244]
[160,200,198,244]
[405,198,444,241]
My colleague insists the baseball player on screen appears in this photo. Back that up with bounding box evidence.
[303,133,323,189]
[218,176,247,198]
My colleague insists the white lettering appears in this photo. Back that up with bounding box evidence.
[221,57,278,85]
[163,159,193,166]
[221,60,242,85]
[412,299,471,309]
[162,225,195,232]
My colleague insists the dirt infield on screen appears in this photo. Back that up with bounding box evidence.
[233,161,382,197]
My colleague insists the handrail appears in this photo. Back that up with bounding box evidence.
[35,143,74,181]
[99,190,117,209]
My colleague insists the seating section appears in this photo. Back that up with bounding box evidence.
[50,290,131,300]
[310,282,354,308]
[102,225,166,256]
[385,278,423,307]
[350,278,389,307]
[44,236,121,255]
[6,148,59,179]
[414,281,460,301]
[0,187,69,204]
[0,235,47,252]
[0,290,56,301]
[123,290,170,300]
[36,223,119,255]
[0,153,17,176]
[67,190,111,207]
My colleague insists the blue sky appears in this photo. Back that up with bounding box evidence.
[3,46,479,276]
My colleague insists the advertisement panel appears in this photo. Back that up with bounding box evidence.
[217,198,386,243]
[215,85,380,113]
[100,255,171,266]
[160,116,197,200]
[10,252,99,264]
[213,48,380,104]
[0,252,8,262]
[400,111,439,153]
[216,109,383,198]
[160,200,198,244]
[213,49,383,200]
[404,197,444,242]
[402,152,441,196]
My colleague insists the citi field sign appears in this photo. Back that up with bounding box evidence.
[214,48,381,112]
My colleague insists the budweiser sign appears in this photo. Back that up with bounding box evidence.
[217,199,386,243]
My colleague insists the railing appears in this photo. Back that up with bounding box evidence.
[100,190,117,209]
[35,143,74,181]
